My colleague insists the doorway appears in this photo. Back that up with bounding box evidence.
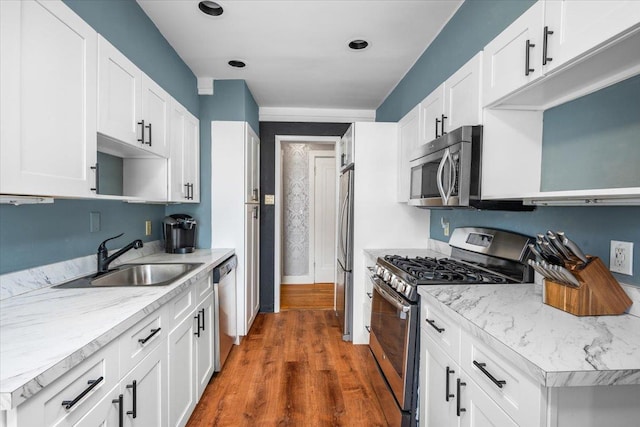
[274,135,340,312]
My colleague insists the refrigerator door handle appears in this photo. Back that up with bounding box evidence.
[338,193,349,263]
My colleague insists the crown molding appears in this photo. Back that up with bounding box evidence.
[259,107,376,123]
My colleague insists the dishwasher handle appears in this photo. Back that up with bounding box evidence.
[213,255,237,282]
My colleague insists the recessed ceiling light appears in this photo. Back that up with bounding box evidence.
[348,39,369,50]
[198,1,223,16]
[228,60,246,68]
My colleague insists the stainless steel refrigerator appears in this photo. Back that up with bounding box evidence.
[336,163,354,340]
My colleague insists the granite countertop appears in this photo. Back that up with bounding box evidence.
[418,283,640,388]
[0,249,234,410]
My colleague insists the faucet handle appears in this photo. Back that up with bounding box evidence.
[98,233,124,252]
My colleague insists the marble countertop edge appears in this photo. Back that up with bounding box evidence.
[0,249,234,410]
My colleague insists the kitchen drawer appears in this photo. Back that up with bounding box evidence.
[119,304,168,376]
[195,273,213,301]
[169,286,196,330]
[460,330,542,427]
[421,297,461,363]
[10,340,119,427]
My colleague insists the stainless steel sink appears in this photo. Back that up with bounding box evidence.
[54,263,203,288]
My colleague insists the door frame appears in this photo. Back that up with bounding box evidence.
[274,135,340,313]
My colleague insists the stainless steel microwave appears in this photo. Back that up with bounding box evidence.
[408,126,532,210]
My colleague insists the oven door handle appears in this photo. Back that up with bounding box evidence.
[373,280,410,313]
[436,148,450,205]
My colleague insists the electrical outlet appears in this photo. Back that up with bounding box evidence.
[610,240,633,275]
[145,220,152,236]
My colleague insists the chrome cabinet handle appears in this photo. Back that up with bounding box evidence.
[525,39,535,76]
[456,378,467,416]
[446,366,455,402]
[473,360,507,389]
[126,380,137,418]
[194,311,201,337]
[441,114,448,135]
[137,120,145,144]
[543,26,554,66]
[253,206,258,219]
[252,188,259,201]
[62,376,104,409]
[426,318,445,333]
[435,117,441,138]
[138,328,161,345]
[112,394,124,427]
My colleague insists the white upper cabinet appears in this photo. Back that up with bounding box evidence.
[169,100,200,203]
[419,83,445,144]
[483,0,640,109]
[419,52,483,145]
[98,36,170,158]
[0,0,98,198]
[338,124,354,169]
[97,35,142,149]
[543,0,640,74]
[444,52,483,132]
[245,125,260,203]
[141,75,170,157]
[482,1,545,107]
[397,105,420,203]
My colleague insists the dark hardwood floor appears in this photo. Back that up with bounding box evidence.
[186,310,387,426]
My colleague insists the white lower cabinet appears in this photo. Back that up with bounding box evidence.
[168,275,215,427]
[2,273,216,427]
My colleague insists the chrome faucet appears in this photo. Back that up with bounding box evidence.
[97,233,143,275]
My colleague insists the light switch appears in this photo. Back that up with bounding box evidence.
[264,194,275,205]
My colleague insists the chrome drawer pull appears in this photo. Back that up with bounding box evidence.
[473,360,507,389]
[62,376,104,409]
[426,318,445,333]
[138,328,161,345]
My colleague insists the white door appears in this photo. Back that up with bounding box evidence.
[312,156,336,283]
[245,125,260,203]
[419,83,445,144]
[397,106,420,203]
[420,334,459,427]
[169,100,186,201]
[167,315,196,427]
[97,35,142,147]
[459,378,518,427]
[122,344,166,427]
[444,52,483,132]
[0,0,97,197]
[194,296,215,400]
[184,111,200,202]
[141,74,170,157]
[74,386,122,426]
[245,204,260,332]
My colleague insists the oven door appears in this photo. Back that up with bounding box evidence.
[408,142,464,207]
[369,276,418,410]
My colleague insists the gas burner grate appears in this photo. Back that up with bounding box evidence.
[382,255,511,284]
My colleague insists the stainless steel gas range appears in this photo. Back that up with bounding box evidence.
[367,227,535,427]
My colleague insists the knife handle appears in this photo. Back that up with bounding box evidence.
[562,237,589,265]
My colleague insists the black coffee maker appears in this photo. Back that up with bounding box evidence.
[163,214,197,253]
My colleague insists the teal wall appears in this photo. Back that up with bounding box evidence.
[96,152,124,196]
[166,80,259,249]
[377,0,640,286]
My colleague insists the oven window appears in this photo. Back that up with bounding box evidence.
[371,288,409,377]
[410,161,441,199]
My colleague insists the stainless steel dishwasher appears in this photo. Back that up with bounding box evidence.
[213,255,237,371]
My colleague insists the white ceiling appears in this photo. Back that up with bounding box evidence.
[137,0,463,112]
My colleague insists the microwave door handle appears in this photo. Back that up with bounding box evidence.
[436,149,450,205]
[446,154,457,202]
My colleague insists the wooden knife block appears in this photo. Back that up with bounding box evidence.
[543,256,632,316]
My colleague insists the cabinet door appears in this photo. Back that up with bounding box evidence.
[195,295,215,400]
[397,105,420,203]
[122,343,167,427]
[97,35,142,147]
[0,0,97,197]
[444,53,483,132]
[419,83,445,144]
[169,100,186,201]
[420,333,458,427]
[458,378,518,427]
[141,74,170,157]
[482,1,544,106]
[245,125,260,203]
[244,205,260,334]
[183,110,200,203]
[167,314,196,427]
[73,385,123,427]
[543,0,640,74]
